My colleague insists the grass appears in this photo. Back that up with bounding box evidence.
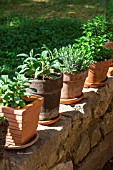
[0,0,113,76]
[0,0,108,22]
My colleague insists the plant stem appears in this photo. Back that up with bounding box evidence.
[42,62,44,80]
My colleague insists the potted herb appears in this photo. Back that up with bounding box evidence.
[75,15,113,88]
[0,74,43,147]
[17,46,63,125]
[52,44,90,104]
[0,116,8,158]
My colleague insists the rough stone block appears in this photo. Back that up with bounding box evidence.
[75,132,90,164]
[91,127,101,148]
[100,111,113,136]
[50,161,73,170]
[78,131,113,170]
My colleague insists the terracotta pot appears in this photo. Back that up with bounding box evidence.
[60,71,88,104]
[0,119,8,158]
[106,57,113,76]
[27,73,63,125]
[107,58,113,67]
[107,66,113,76]
[84,60,109,88]
[103,42,113,76]
[0,96,43,146]
[103,42,113,50]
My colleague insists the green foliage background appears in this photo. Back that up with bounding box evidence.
[0,0,113,76]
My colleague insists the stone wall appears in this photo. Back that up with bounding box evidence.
[1,77,113,170]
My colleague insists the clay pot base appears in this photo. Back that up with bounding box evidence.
[84,77,108,88]
[60,93,84,105]
[5,133,39,150]
[38,115,60,126]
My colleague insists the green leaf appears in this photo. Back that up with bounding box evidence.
[30,49,34,57]
[11,102,17,108]
[34,70,43,78]
[14,96,21,104]
[1,75,9,83]
[0,102,4,106]
[17,53,29,58]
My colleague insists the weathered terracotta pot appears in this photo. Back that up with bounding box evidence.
[107,65,113,76]
[27,73,63,125]
[0,96,43,146]
[107,58,113,67]
[60,71,88,104]
[103,42,113,76]
[103,42,113,50]
[106,56,113,76]
[107,58,113,77]
[84,60,109,88]
[0,119,8,158]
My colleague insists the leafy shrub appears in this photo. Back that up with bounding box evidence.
[74,15,113,62]
[0,17,83,76]
[82,15,113,40]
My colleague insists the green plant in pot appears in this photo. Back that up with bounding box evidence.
[52,44,90,104]
[75,15,113,88]
[0,74,43,148]
[17,46,63,125]
[82,15,113,40]
[0,116,8,158]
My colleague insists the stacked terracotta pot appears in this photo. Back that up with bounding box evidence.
[0,96,43,147]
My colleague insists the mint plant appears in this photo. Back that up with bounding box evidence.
[0,73,31,108]
[82,15,113,41]
[74,15,113,62]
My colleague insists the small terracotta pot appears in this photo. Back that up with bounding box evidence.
[103,42,113,76]
[107,58,113,76]
[60,71,88,104]
[107,66,113,76]
[107,58,113,67]
[103,42,113,50]
[84,60,109,88]
[0,96,43,146]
